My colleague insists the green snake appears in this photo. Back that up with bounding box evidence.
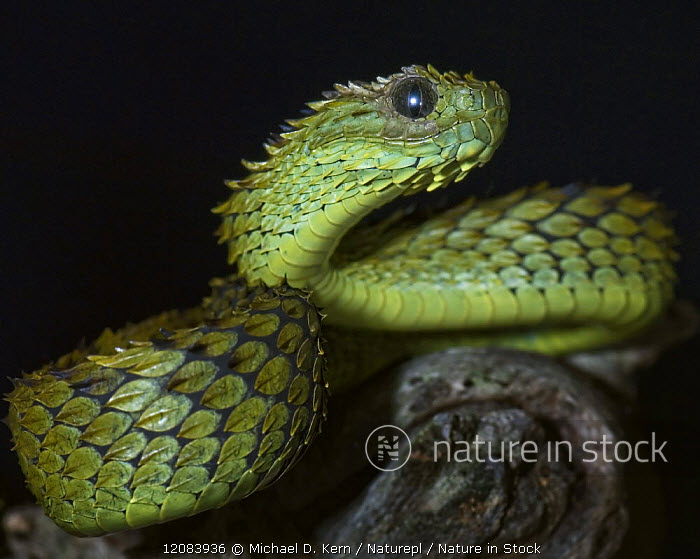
[6,65,678,536]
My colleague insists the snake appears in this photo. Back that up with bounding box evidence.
[5,64,678,537]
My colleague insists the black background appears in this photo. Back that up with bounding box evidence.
[2,3,698,556]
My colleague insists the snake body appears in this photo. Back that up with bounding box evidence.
[6,65,677,536]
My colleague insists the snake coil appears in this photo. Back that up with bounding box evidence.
[6,65,677,536]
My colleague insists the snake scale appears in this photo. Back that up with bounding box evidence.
[6,65,678,536]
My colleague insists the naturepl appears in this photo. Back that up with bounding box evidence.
[6,65,677,536]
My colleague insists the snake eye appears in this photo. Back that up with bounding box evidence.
[391,77,437,119]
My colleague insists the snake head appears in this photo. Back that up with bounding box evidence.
[234,65,509,194]
[327,64,511,190]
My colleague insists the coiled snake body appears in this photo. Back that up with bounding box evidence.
[6,65,677,536]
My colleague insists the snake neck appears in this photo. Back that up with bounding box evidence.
[215,160,413,295]
[213,148,490,329]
